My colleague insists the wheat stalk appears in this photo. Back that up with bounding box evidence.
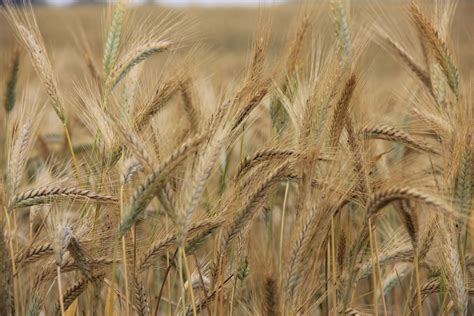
[0,221,14,315]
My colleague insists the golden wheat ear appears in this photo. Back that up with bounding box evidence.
[409,1,460,98]
[5,92,45,204]
[103,0,128,79]
[4,1,66,123]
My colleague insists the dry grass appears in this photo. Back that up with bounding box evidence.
[0,0,474,315]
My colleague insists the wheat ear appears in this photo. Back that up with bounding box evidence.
[108,41,174,89]
[3,47,20,113]
[120,132,205,236]
[103,0,127,76]
[11,186,118,208]
[361,124,437,154]
[410,1,459,97]
[134,277,151,316]
[15,243,53,268]
[54,274,103,316]
[329,74,357,147]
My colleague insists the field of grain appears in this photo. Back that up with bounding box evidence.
[1,0,474,315]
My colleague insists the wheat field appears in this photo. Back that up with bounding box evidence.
[0,0,474,315]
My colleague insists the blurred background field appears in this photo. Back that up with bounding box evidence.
[1,1,474,89]
[3,1,474,145]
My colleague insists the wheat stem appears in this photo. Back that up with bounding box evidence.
[331,217,337,315]
[368,219,378,316]
[181,248,197,316]
[57,266,65,316]
[414,252,423,316]
[63,123,81,182]
[279,181,290,284]
[120,186,131,316]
